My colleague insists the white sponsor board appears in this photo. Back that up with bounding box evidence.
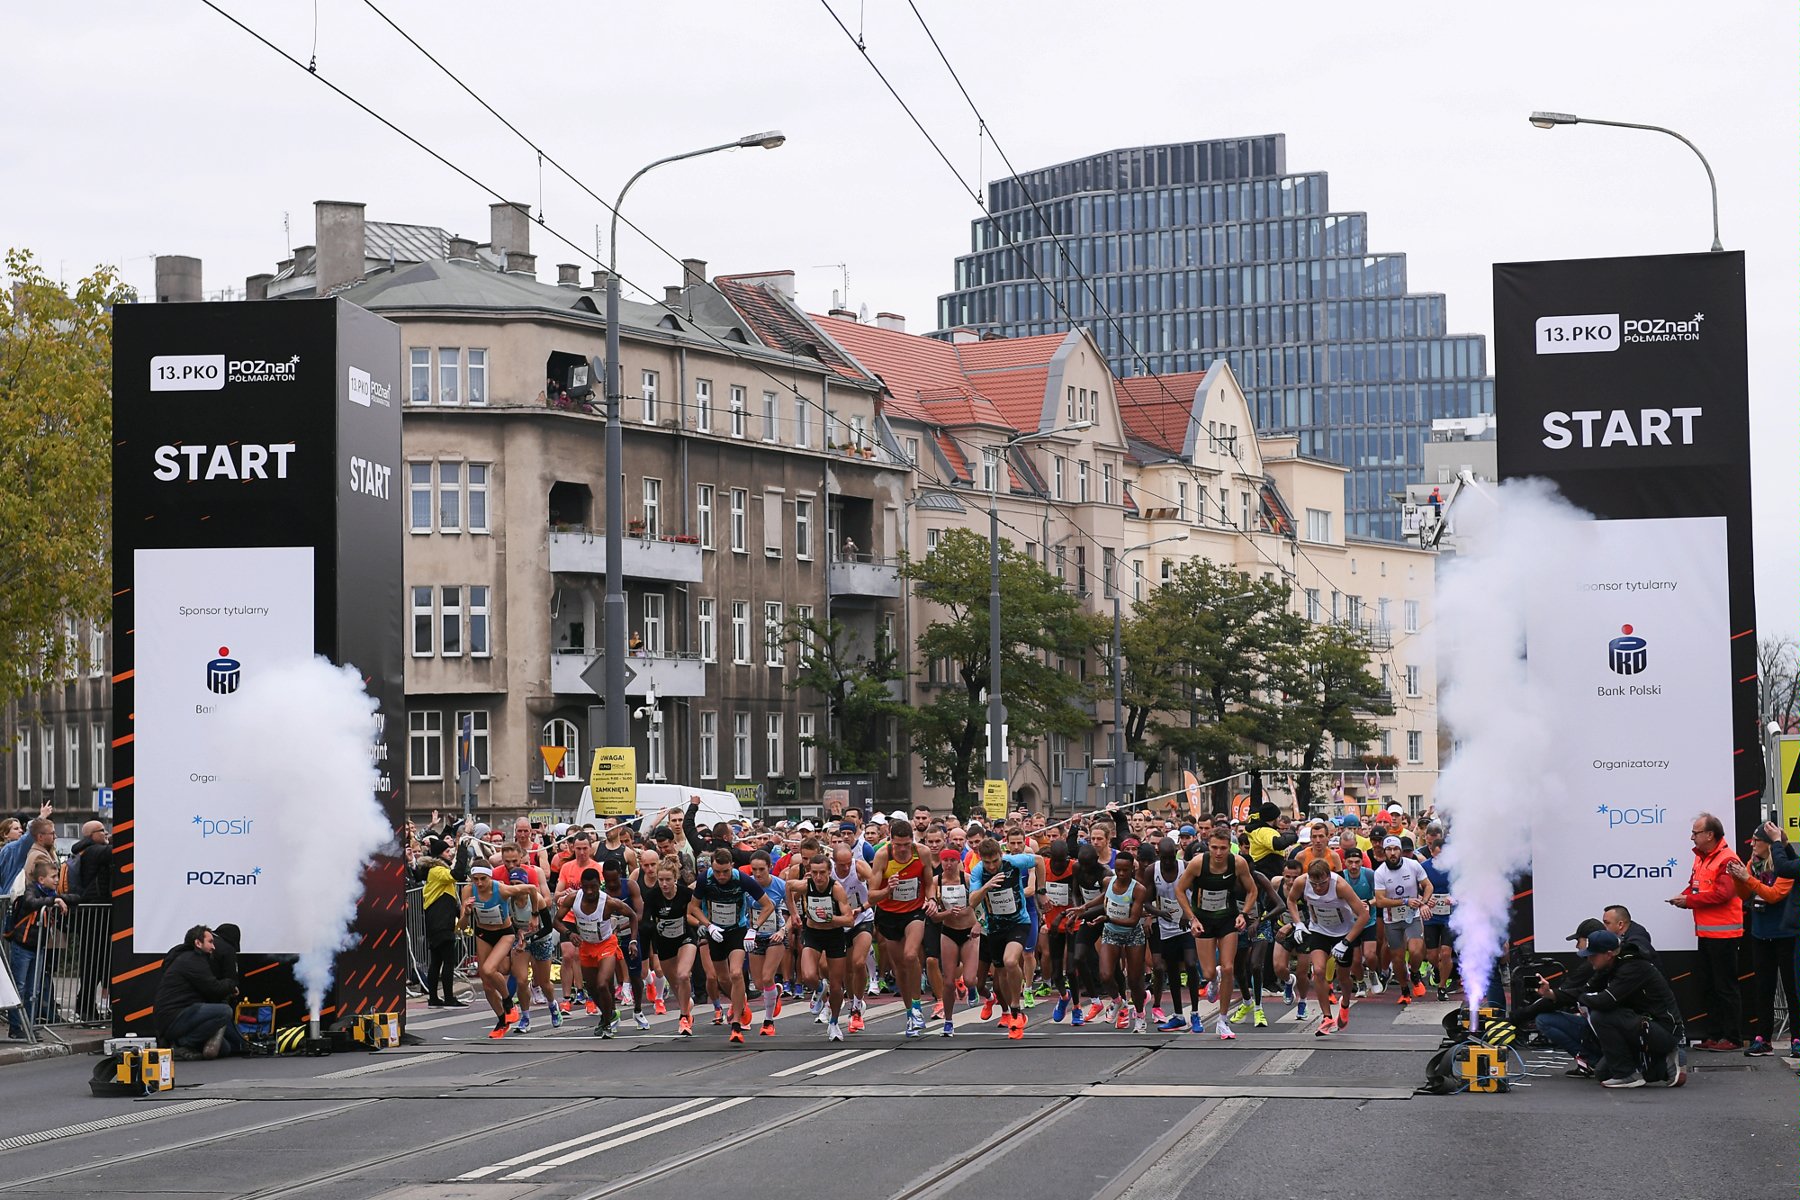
[1526,517,1731,955]
[133,546,314,953]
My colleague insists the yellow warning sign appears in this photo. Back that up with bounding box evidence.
[1780,737,1799,838]
[539,745,567,776]
[588,747,637,817]
[981,778,1008,821]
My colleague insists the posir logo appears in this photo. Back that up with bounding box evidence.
[1590,858,1678,880]
[192,814,255,838]
[1594,803,1666,830]
[1536,314,1618,355]
[186,866,263,886]
[347,364,392,407]
[1607,624,1647,675]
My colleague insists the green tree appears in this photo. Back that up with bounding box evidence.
[1120,559,1296,811]
[1267,621,1393,808]
[1,251,122,703]
[783,612,909,775]
[905,528,1106,818]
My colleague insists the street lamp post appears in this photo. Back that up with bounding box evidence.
[598,132,785,749]
[984,422,1091,805]
[1528,111,1723,252]
[1110,535,1188,808]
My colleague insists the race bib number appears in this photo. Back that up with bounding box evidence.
[1158,895,1182,919]
[1431,894,1453,918]
[575,917,601,942]
[805,895,837,923]
[1199,888,1229,913]
[757,908,782,934]
[1104,891,1134,923]
[710,901,739,927]
[1385,901,1413,924]
[1044,880,1072,907]
[987,885,1020,917]
[890,876,921,904]
[938,884,969,911]
[655,917,686,939]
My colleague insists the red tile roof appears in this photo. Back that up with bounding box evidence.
[1115,371,1208,455]
[934,431,971,481]
[953,332,1068,372]
[812,314,973,424]
[715,276,868,382]
[967,367,1051,431]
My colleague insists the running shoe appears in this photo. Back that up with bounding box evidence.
[531,986,548,1007]
[1368,973,1386,996]
[1083,1002,1105,1023]
[1600,1072,1645,1089]
[1205,976,1218,1004]
[1396,992,1411,1008]
[815,1005,829,1025]
[997,1012,1015,1030]
[728,1024,745,1044]
[1158,1015,1186,1032]
[560,998,573,1014]
[1006,1017,1024,1041]
[505,1005,521,1024]
[828,1021,844,1042]
[942,1018,955,1038]
[773,996,784,1019]
[1437,986,1450,1002]
[619,984,634,1009]
[585,999,600,1016]
[1745,1037,1773,1057]
[760,1019,777,1038]
[1071,1008,1087,1027]
[1115,1006,1131,1031]
[1282,976,1295,1004]
[599,1022,616,1040]
[1315,1016,1337,1037]
[1217,1019,1236,1041]
[1354,982,1368,1000]
[848,1010,865,1034]
[1102,1000,1119,1025]
[1411,981,1426,998]
[1228,1002,1251,1024]
[1297,1000,1307,1020]
[981,994,996,1021]
[549,1008,563,1029]
[1337,1000,1350,1028]
[810,994,824,1017]
[1190,1012,1205,1035]
[712,1004,724,1026]
[1252,1006,1268,1028]
[634,1011,651,1031]
[678,1015,693,1036]
[607,1017,620,1037]
[933,1000,945,1019]
[740,1005,754,1027]
[868,978,881,996]
[1419,961,1435,987]
[487,1021,507,1040]
[514,1013,531,1034]
[1052,994,1070,1023]
[1023,990,1037,1010]
[645,978,659,1009]
[1151,1006,1168,1023]
[1133,1012,1147,1034]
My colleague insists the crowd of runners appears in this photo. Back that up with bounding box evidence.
[406,796,1465,1045]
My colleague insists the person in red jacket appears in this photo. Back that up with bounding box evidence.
[1667,811,1744,1050]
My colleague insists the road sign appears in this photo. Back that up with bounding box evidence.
[1780,737,1799,837]
[588,746,637,817]
[96,787,114,816]
[981,778,1008,821]
[579,654,640,696]
[540,745,568,776]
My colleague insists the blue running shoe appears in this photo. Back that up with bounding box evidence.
[1051,994,1070,1023]
[1189,1012,1204,1034]
[1157,1015,1185,1032]
[1071,1008,1087,1027]
[1297,1000,1308,1020]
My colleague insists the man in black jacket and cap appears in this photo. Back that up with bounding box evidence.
[1577,929,1686,1089]
[1520,918,1606,1074]
[153,924,244,1060]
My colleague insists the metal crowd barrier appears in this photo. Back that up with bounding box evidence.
[4,900,112,1038]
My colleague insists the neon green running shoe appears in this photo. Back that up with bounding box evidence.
[1228,1002,1252,1024]
[1252,1006,1268,1028]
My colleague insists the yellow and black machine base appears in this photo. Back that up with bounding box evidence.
[90,1037,173,1096]
[1423,1006,1520,1096]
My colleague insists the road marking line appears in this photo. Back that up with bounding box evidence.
[770,1048,857,1077]
[456,1098,711,1180]
[503,1098,750,1180]
[1113,1096,1262,1200]
[809,1047,890,1075]
[321,1051,456,1078]
[0,1099,235,1153]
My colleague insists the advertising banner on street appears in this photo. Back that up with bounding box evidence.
[111,299,405,1032]
[1495,252,1759,980]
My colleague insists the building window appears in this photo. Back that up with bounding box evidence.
[466,349,487,405]
[1049,732,1066,785]
[730,386,747,438]
[699,712,718,780]
[411,587,433,656]
[643,593,665,657]
[1102,464,1115,505]
[1175,481,1189,521]
[409,348,431,404]
[881,612,895,657]
[904,436,919,464]
[763,490,783,557]
[90,722,105,790]
[542,718,580,780]
[641,369,659,424]
[1404,599,1420,633]
[1348,595,1363,624]
[886,717,900,779]
[1405,664,1421,697]
[1377,597,1391,629]
[926,528,942,554]
[1053,457,1065,500]
[766,713,783,777]
[1381,730,1393,757]
[14,729,28,791]
[408,710,442,780]
[764,602,784,667]
[38,726,53,790]
[1242,492,1251,531]
[438,347,461,406]
[729,488,747,552]
[64,725,78,791]
[409,463,432,533]
[1406,794,1423,814]
[642,477,662,539]
[1132,560,1144,602]
[454,710,491,778]
[1305,588,1321,622]
[438,462,462,532]
[89,622,105,677]
[1306,508,1332,543]
[1331,591,1341,621]
[733,713,752,778]
[1103,548,1116,598]
[695,378,712,433]
[980,449,999,493]
[467,464,489,533]
[762,391,779,442]
[795,397,811,448]
[1406,730,1423,763]
[1066,385,1075,420]
[1078,460,1090,503]
[731,601,750,664]
[795,499,813,559]
[440,586,462,656]
[469,586,491,657]
[698,598,717,663]
[797,713,815,778]
[697,484,715,549]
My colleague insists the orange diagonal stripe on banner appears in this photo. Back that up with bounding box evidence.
[374,965,393,988]
[112,884,134,897]
[113,961,161,984]
[124,1006,153,1023]
[245,963,279,977]
[111,927,134,943]
[114,778,134,792]
[113,820,133,834]
[112,670,134,684]
[112,734,134,748]
[112,841,132,854]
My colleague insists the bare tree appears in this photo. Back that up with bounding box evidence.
[1758,636,1799,732]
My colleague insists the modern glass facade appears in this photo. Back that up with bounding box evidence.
[935,136,1494,540]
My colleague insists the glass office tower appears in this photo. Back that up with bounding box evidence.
[935,135,1494,541]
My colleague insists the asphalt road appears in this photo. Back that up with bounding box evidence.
[0,988,1792,1200]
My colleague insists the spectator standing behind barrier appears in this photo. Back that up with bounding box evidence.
[1,816,56,895]
[153,924,244,1060]
[1729,825,1796,1056]
[5,859,67,1038]
[66,820,112,1021]
[1757,820,1800,1058]
[1668,811,1744,1051]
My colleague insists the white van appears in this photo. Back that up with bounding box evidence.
[575,783,745,836]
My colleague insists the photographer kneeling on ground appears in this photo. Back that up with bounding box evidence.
[154,924,245,1061]
[1576,929,1686,1089]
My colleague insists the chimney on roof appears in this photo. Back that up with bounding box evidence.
[592,269,610,290]
[681,258,707,291]
[828,307,856,321]
[503,252,537,277]
[447,236,479,263]
[664,285,686,308]
[314,201,367,294]
[153,255,202,303]
[731,269,796,300]
[875,312,906,333]
[948,327,979,344]
[556,263,581,287]
[490,200,531,259]
[244,272,274,302]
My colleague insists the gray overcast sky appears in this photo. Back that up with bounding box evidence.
[5,1,1794,630]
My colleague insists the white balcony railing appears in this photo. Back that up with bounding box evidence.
[550,649,707,698]
[548,529,704,583]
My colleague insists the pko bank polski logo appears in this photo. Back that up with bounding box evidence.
[187,866,263,887]
[1536,312,1705,355]
[347,364,392,407]
[1596,803,1666,830]
[1608,625,1647,675]
[1591,859,1678,880]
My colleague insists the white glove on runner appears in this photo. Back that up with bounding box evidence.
[705,923,724,942]
[1331,940,1350,962]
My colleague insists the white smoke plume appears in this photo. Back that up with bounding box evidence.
[215,656,391,1023]
[1435,479,1593,1012]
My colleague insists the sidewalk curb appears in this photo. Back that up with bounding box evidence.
[0,1031,108,1068]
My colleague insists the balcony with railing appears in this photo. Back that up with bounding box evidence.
[550,648,707,698]
[827,551,901,599]
[1332,617,1393,650]
[548,528,704,583]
